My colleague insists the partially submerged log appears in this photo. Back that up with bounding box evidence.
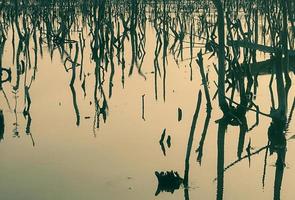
[227,40,295,75]
[228,40,295,55]
[243,56,295,76]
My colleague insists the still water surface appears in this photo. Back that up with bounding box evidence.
[0,2,295,200]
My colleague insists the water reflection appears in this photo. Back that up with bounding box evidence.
[184,90,202,200]
[0,1,295,200]
[196,107,211,165]
[159,128,167,156]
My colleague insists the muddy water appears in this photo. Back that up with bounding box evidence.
[0,7,295,200]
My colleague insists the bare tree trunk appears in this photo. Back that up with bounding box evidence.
[212,0,228,114]
[281,0,291,89]
[275,55,287,118]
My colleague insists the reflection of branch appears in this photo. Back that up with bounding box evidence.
[0,110,4,141]
[183,90,202,200]
[224,94,271,118]
[69,42,80,126]
[1,89,12,111]
[262,142,270,189]
[0,37,7,90]
[268,71,276,105]
[248,103,260,131]
[196,110,211,165]
[237,117,248,159]
[79,32,85,81]
[24,85,35,146]
[273,146,286,200]
[141,94,145,121]
[90,8,109,132]
[213,144,269,182]
[159,128,166,156]
[12,91,19,138]
[213,76,270,119]
[196,50,212,111]
[287,97,295,129]
[184,90,202,186]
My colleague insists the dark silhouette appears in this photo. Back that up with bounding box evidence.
[184,90,202,200]
[216,118,228,200]
[167,135,171,148]
[142,94,145,120]
[178,108,182,122]
[0,110,4,141]
[159,128,167,156]
[196,109,211,165]
[154,171,183,196]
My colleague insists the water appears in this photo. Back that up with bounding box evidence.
[0,1,295,200]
